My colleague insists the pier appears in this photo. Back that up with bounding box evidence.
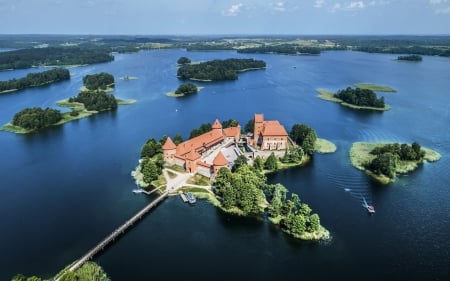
[67,191,169,273]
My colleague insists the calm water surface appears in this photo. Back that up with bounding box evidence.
[0,50,449,281]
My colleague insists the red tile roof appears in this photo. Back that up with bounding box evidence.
[176,130,225,157]
[213,151,228,166]
[254,114,264,123]
[162,137,177,150]
[212,119,222,129]
[261,121,288,136]
[223,126,240,137]
[186,149,201,161]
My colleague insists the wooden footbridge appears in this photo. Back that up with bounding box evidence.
[67,191,169,272]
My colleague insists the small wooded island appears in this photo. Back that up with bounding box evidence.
[317,86,390,111]
[177,58,266,81]
[397,54,423,61]
[1,72,135,134]
[132,114,334,241]
[166,82,202,97]
[0,68,70,94]
[350,142,441,184]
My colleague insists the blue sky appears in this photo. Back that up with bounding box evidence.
[1,0,449,35]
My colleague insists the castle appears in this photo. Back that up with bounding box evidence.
[162,114,288,177]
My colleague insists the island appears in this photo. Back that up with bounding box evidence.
[0,68,70,94]
[166,83,203,97]
[397,54,423,62]
[350,142,441,184]
[177,58,266,81]
[1,72,135,134]
[316,87,390,111]
[0,47,113,70]
[177,56,191,65]
[132,114,334,241]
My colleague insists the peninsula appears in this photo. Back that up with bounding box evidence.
[350,142,441,184]
[177,58,266,81]
[0,68,70,94]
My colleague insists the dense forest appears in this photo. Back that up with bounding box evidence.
[213,165,324,239]
[139,137,165,186]
[364,142,425,178]
[174,83,198,96]
[11,107,62,131]
[68,91,117,111]
[0,47,114,70]
[83,72,115,90]
[334,87,385,108]
[0,68,70,93]
[237,44,320,55]
[177,58,266,81]
[397,55,422,61]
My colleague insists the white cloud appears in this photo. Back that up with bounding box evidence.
[314,0,325,8]
[435,6,450,13]
[274,1,286,12]
[331,1,367,12]
[223,3,243,16]
[430,0,448,4]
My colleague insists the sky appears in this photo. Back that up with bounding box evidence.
[0,0,449,35]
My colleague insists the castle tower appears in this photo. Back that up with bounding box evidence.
[212,119,222,132]
[253,113,264,146]
[162,137,177,162]
[213,151,228,175]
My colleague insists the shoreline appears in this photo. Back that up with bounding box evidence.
[354,83,396,92]
[316,88,390,111]
[349,142,441,184]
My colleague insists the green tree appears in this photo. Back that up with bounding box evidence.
[233,154,248,171]
[221,119,239,128]
[244,118,254,133]
[289,124,317,156]
[308,213,320,232]
[264,152,278,170]
[173,134,184,145]
[141,138,162,158]
[252,156,263,172]
[141,159,160,183]
[268,195,283,217]
[177,56,191,65]
[83,72,114,90]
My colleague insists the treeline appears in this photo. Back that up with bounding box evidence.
[0,47,114,70]
[0,68,70,93]
[289,124,317,156]
[83,72,115,90]
[356,46,450,57]
[68,91,117,111]
[11,107,62,131]
[335,87,385,108]
[238,44,320,55]
[397,55,422,61]
[139,137,166,185]
[185,43,235,51]
[364,142,425,178]
[177,58,266,81]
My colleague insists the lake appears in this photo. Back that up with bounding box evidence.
[0,49,449,281]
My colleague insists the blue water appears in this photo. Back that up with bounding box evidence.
[0,49,449,281]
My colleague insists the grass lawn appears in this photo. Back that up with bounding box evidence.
[354,83,396,92]
[186,174,211,186]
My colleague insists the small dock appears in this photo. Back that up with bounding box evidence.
[179,191,188,202]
